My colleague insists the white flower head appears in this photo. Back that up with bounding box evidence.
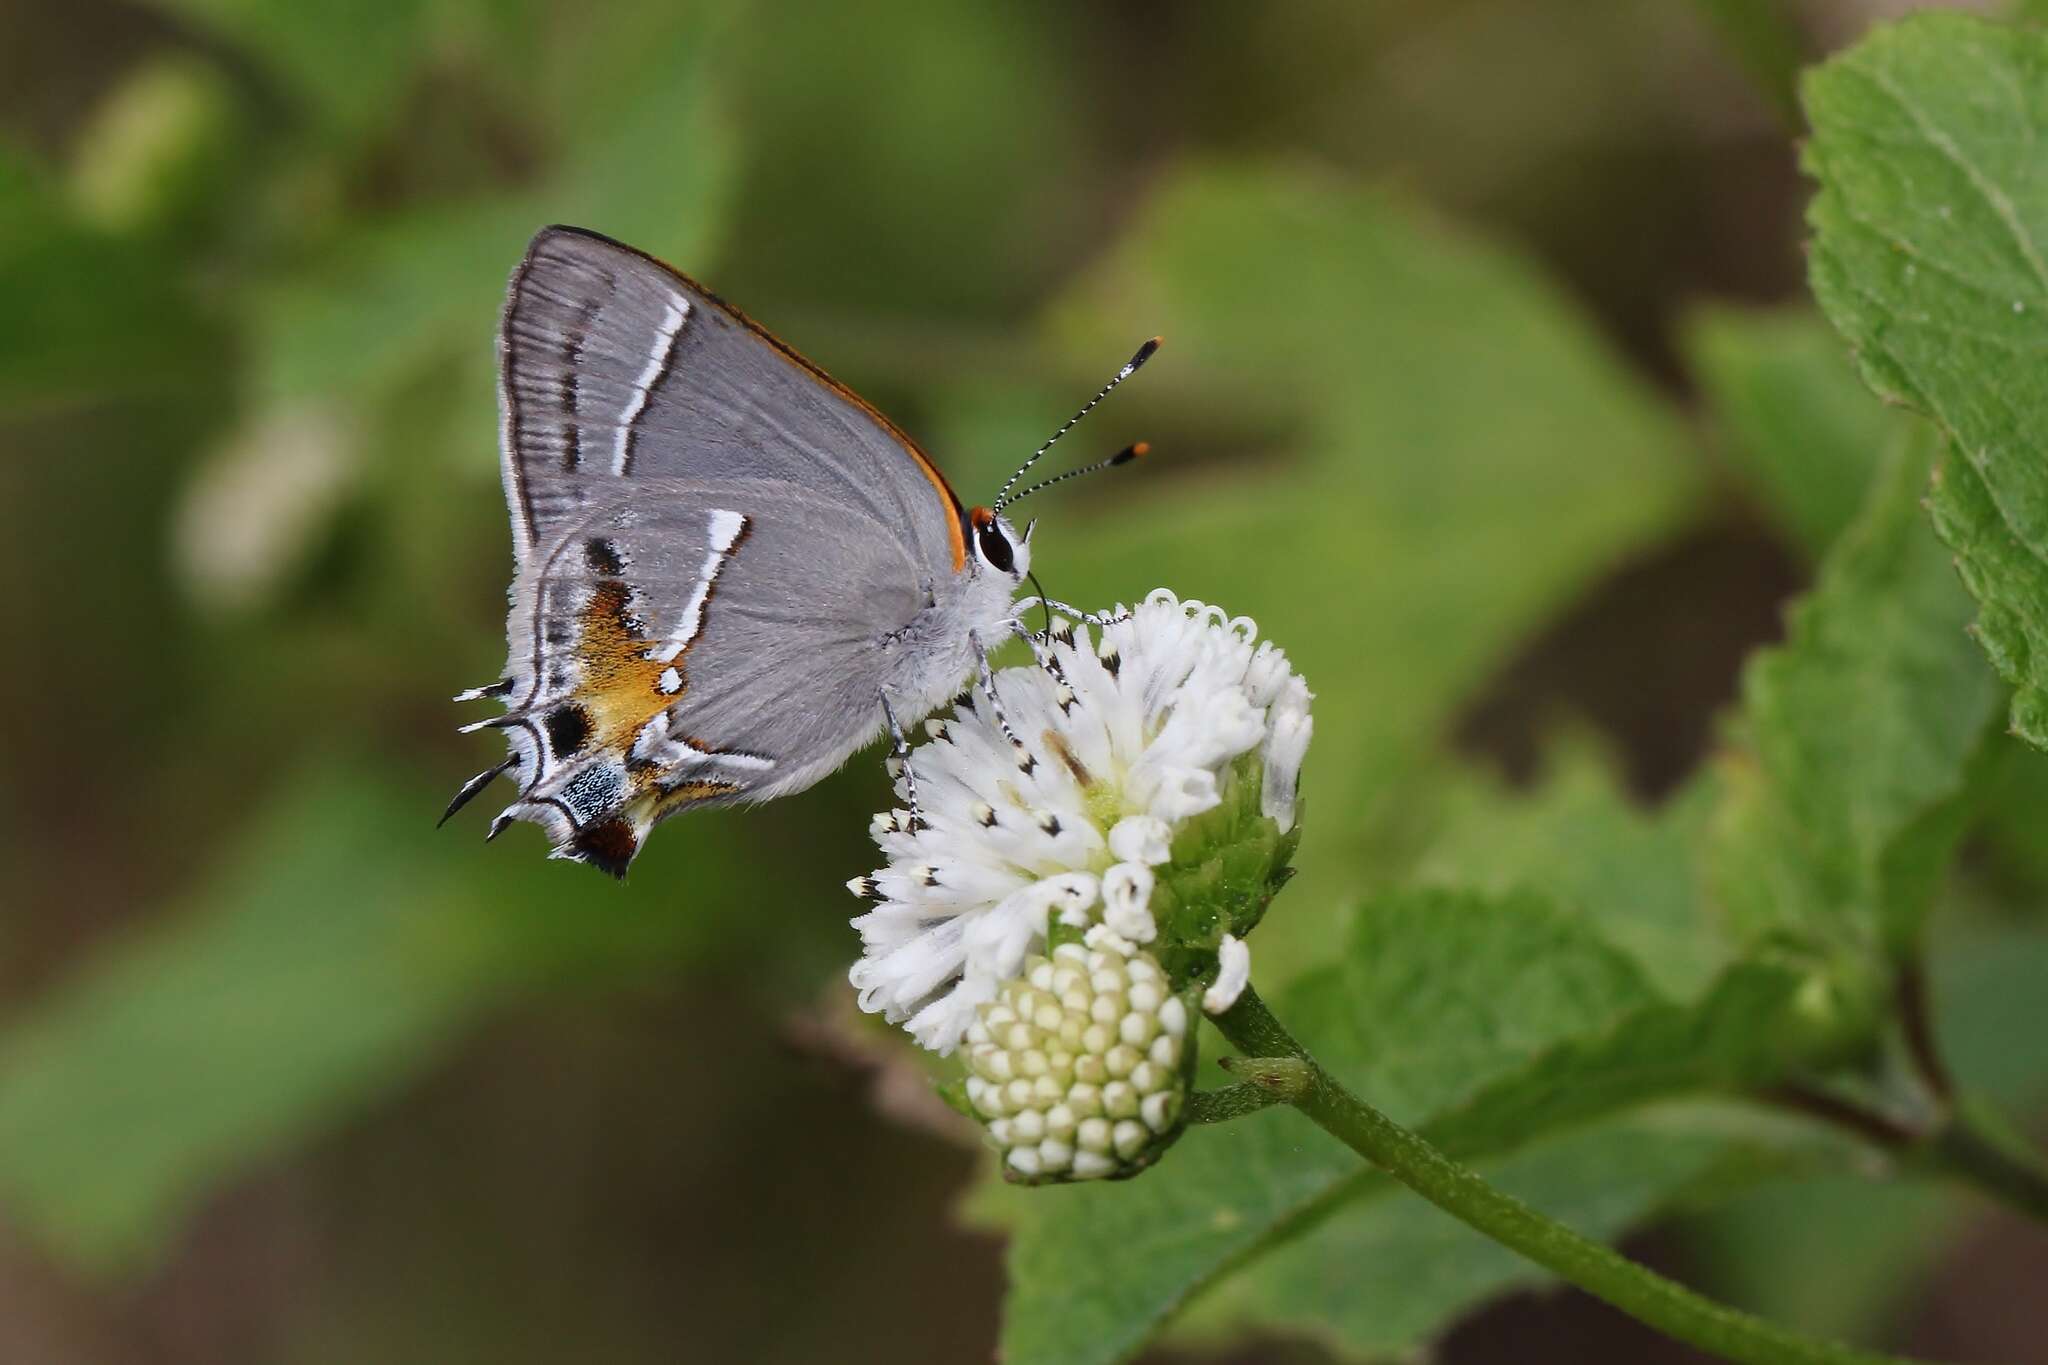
[848,590,1312,1053]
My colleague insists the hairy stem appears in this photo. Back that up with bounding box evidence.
[1186,1079,1290,1125]
[1212,986,1923,1365]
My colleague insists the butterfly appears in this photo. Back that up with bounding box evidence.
[446,226,1155,877]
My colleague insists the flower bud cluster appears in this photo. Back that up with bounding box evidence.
[962,929,1190,1181]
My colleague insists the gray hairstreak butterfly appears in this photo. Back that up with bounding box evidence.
[446,226,1157,877]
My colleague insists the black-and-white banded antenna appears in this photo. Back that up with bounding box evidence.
[993,336,1161,513]
[999,441,1149,510]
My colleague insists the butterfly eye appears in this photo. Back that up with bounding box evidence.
[976,519,1016,573]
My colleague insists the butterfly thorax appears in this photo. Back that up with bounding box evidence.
[880,553,1028,727]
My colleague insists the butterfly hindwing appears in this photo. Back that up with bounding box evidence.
[488,477,925,874]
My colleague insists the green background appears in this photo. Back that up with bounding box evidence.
[2,2,2044,1361]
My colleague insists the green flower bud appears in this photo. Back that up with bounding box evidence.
[962,930,1194,1182]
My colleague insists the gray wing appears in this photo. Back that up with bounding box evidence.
[478,477,925,876]
[498,225,968,581]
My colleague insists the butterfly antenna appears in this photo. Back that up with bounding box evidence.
[993,337,1161,512]
[999,441,1149,509]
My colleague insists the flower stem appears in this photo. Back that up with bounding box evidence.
[1896,962,1954,1103]
[1212,986,1923,1365]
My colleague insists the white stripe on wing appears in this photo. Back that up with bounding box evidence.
[648,508,748,665]
[613,293,691,476]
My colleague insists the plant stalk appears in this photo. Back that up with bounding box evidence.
[1925,1100,2048,1224]
[1212,986,1922,1365]
[1186,1079,1290,1125]
[1758,1084,2048,1226]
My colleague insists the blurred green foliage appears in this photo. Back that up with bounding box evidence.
[1683,305,1892,559]
[3,2,2047,1363]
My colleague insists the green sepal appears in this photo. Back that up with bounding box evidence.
[1044,916,1090,954]
[934,1076,977,1121]
[1151,751,1303,997]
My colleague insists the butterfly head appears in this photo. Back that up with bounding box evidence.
[968,505,1031,582]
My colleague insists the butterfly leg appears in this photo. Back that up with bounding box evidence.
[1007,618,1074,688]
[1017,595,1132,630]
[970,631,1031,758]
[880,693,926,832]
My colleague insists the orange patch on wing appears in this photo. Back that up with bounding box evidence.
[651,779,738,822]
[571,580,682,758]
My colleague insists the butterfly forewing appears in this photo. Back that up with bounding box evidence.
[499,227,964,574]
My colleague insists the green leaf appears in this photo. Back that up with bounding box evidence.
[1679,921,2048,1344]
[992,888,1831,1365]
[1184,1110,1828,1360]
[1681,304,1898,558]
[988,396,1994,1359]
[993,1101,1352,1365]
[1426,963,1839,1158]
[1708,429,1999,964]
[1326,889,1670,1126]
[1163,916,2048,1365]
[1802,12,2048,748]
[1419,742,1726,1000]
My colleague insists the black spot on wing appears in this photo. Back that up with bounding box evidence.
[558,296,602,470]
[544,704,591,757]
